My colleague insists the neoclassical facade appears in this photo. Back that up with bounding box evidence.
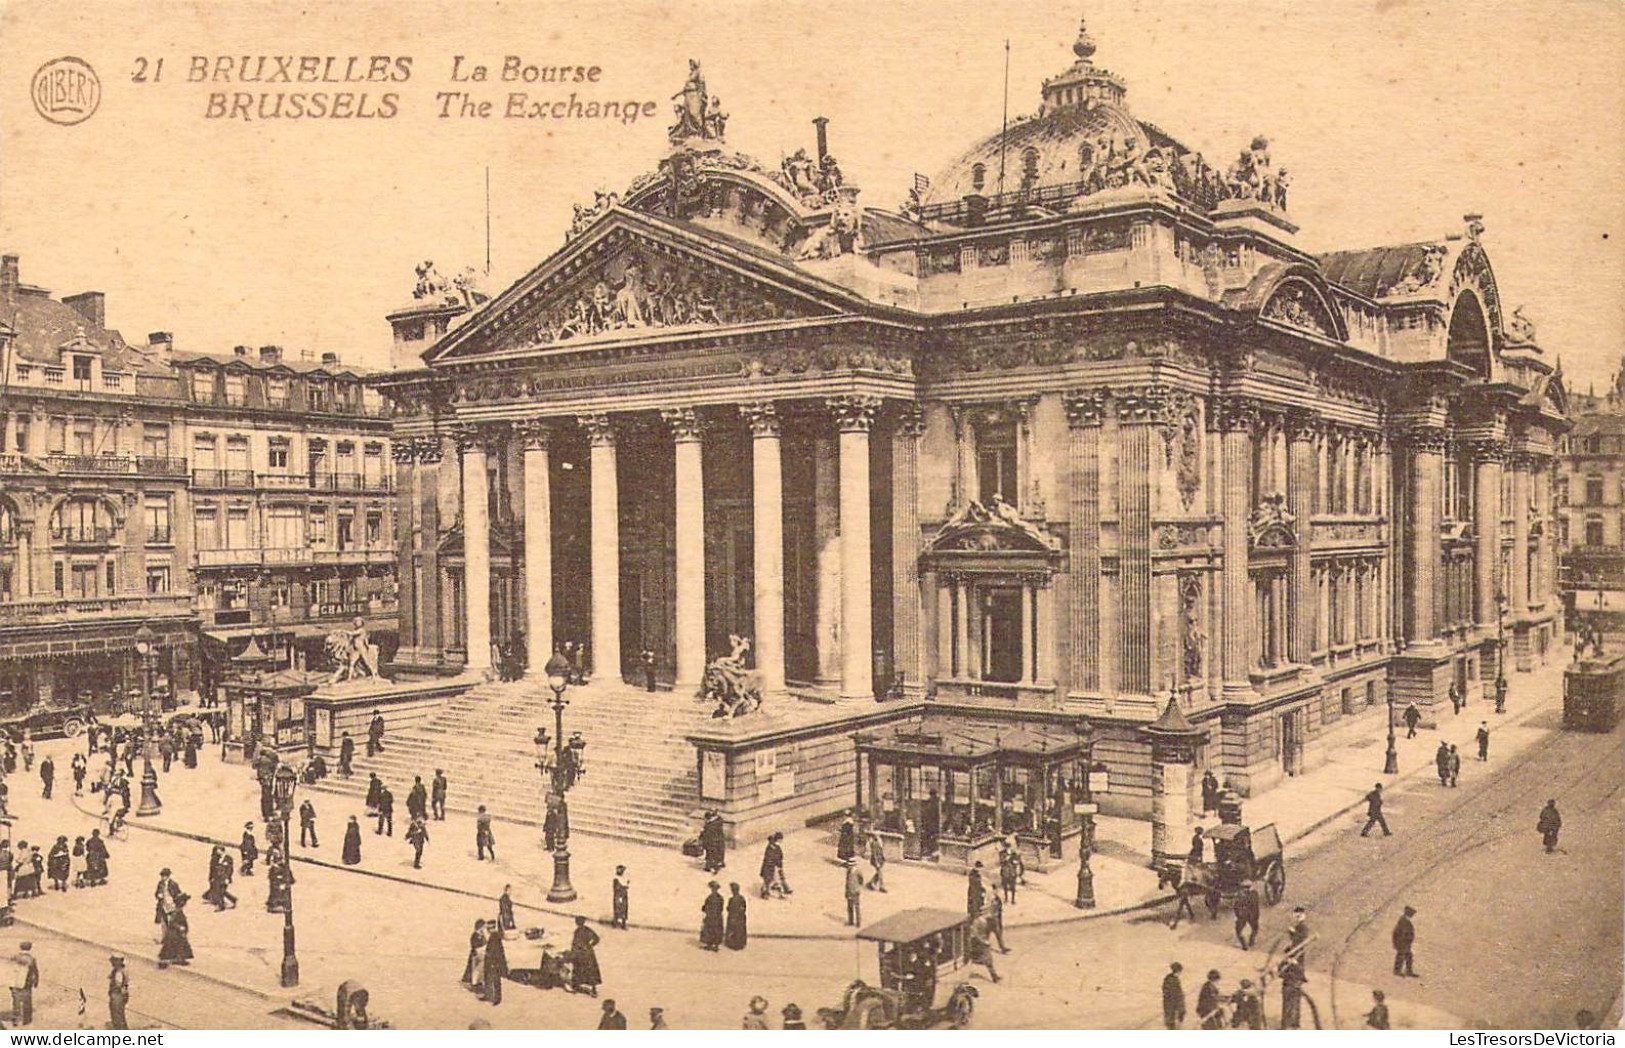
[377,21,1567,805]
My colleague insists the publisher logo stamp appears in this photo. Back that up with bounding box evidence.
[32,56,101,126]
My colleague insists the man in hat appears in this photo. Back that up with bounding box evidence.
[1365,989,1390,1029]
[376,784,395,837]
[700,881,725,950]
[407,776,428,823]
[844,859,864,927]
[1360,783,1391,837]
[14,941,38,1025]
[648,1006,668,1030]
[1476,721,1491,761]
[1392,905,1417,976]
[155,867,183,924]
[1403,701,1422,738]
[1161,962,1186,1029]
[431,769,448,821]
[299,798,318,848]
[1232,878,1261,950]
[1231,978,1263,1029]
[597,999,627,1029]
[1538,799,1563,853]
[367,709,386,757]
[475,805,495,860]
[107,954,130,1030]
[1286,905,1311,965]
[1195,969,1225,1029]
[742,996,769,1029]
[966,862,986,918]
[240,823,259,876]
[338,732,355,778]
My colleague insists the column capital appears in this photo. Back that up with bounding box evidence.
[391,442,418,465]
[451,424,482,455]
[827,394,881,433]
[1406,425,1449,453]
[452,422,507,454]
[1114,385,1168,424]
[661,406,706,442]
[1215,395,1264,434]
[1468,437,1509,463]
[1286,411,1321,444]
[1063,388,1108,429]
[517,418,554,451]
[738,401,782,438]
[412,436,444,464]
[892,403,927,439]
[578,413,618,447]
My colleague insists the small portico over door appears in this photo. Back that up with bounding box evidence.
[921,496,1063,704]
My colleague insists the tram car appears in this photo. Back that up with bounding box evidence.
[1564,650,1623,733]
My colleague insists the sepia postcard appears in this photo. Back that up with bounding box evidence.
[0,0,1621,1034]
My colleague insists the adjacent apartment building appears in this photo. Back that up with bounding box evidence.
[1558,356,1625,615]
[0,252,398,715]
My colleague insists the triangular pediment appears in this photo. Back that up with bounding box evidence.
[425,209,866,364]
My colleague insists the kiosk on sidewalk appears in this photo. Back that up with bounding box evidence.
[223,669,321,764]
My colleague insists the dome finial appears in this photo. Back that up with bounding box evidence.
[1073,13,1098,62]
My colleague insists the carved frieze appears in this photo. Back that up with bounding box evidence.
[1155,391,1203,509]
[1156,523,1210,550]
[742,346,912,379]
[1262,282,1337,337]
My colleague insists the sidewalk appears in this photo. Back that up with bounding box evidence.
[31,657,1567,942]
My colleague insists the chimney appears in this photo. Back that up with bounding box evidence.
[233,345,250,357]
[62,291,106,329]
[258,345,282,364]
[1,254,18,293]
[321,352,340,366]
[813,116,829,164]
[147,331,173,350]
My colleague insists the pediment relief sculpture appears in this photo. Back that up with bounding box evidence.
[1249,492,1297,549]
[927,495,1060,556]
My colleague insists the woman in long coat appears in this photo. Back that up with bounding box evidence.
[724,882,748,951]
[47,836,71,891]
[481,924,508,1005]
[364,773,382,813]
[84,831,109,886]
[158,896,194,968]
[700,812,726,873]
[342,816,363,865]
[700,881,725,951]
[570,915,602,996]
[462,920,487,988]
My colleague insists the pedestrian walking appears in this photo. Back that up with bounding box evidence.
[364,772,382,813]
[1201,769,1220,813]
[39,755,53,799]
[1404,702,1422,738]
[1232,879,1260,950]
[611,866,630,929]
[570,915,602,996]
[1365,989,1390,1029]
[865,826,887,892]
[475,805,495,860]
[107,955,129,1030]
[844,859,863,927]
[1196,969,1225,1029]
[725,882,749,950]
[967,914,1000,983]
[1188,827,1205,864]
[1360,783,1392,837]
[648,1007,668,1030]
[71,835,86,889]
[432,769,448,820]
[495,884,515,932]
[999,840,1023,904]
[598,1000,627,1029]
[1476,721,1491,761]
[240,823,259,876]
[47,836,70,891]
[1537,800,1562,853]
[299,798,318,848]
[71,753,87,796]
[342,815,362,865]
[1448,744,1461,787]
[836,814,857,863]
[700,810,727,873]
[1449,681,1463,715]
[407,776,428,822]
[1230,979,1263,1029]
[406,816,430,868]
[984,889,1009,952]
[1435,741,1450,786]
[758,831,790,898]
[157,896,194,968]
[700,881,725,950]
[462,920,487,987]
[367,709,386,756]
[84,830,109,886]
[1161,962,1186,1029]
[159,734,174,773]
[376,786,395,836]
[14,941,38,1025]
[1278,956,1307,1029]
[338,733,355,778]
[1392,905,1417,976]
[1286,908,1311,966]
[481,924,507,1005]
[967,862,986,917]
[206,845,238,911]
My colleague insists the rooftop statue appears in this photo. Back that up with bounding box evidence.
[668,60,726,146]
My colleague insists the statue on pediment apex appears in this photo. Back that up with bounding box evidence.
[668,60,726,146]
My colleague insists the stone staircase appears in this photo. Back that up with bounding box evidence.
[307,679,710,848]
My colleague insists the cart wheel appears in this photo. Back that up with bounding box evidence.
[62,718,85,739]
[1263,859,1286,905]
[949,991,975,1029]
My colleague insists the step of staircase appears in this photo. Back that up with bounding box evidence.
[307,680,710,847]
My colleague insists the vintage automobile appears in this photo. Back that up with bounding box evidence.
[0,701,96,742]
[1163,821,1287,918]
[818,908,979,1029]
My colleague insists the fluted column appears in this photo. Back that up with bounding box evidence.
[1407,427,1446,647]
[813,434,841,685]
[890,406,926,693]
[1288,416,1318,665]
[415,437,445,656]
[392,442,419,650]
[1508,451,1531,670]
[743,403,786,696]
[457,426,493,673]
[520,420,555,677]
[1064,390,1106,693]
[664,408,707,689]
[831,395,878,699]
[1472,439,1505,634]
[1116,389,1159,695]
[1218,398,1256,693]
[581,414,622,683]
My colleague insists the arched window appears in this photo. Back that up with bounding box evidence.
[971,163,986,192]
[0,499,15,545]
[50,497,114,545]
[1021,147,1040,189]
[1078,142,1094,171]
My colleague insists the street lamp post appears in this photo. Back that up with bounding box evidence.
[1383,686,1400,777]
[542,652,583,904]
[273,762,300,988]
[1494,591,1509,715]
[1072,720,1107,909]
[132,625,163,817]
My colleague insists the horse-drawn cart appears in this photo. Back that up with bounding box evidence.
[1165,821,1286,918]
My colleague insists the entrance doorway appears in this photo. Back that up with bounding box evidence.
[1280,708,1302,777]
[983,588,1023,683]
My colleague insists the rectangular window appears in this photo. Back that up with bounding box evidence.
[54,562,64,595]
[1586,476,1605,505]
[269,579,291,607]
[977,420,1019,504]
[223,373,246,406]
[72,356,92,381]
[225,436,250,472]
[194,506,218,551]
[309,507,328,544]
[142,424,170,458]
[365,511,383,546]
[266,505,304,548]
[193,434,217,469]
[144,497,172,544]
[72,421,96,455]
[191,371,214,402]
[337,512,354,550]
[226,506,251,548]
[266,376,290,407]
[105,560,116,593]
[268,439,290,470]
[1585,517,1604,546]
[146,565,170,595]
[70,563,96,597]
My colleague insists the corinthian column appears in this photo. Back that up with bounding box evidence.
[1472,438,1506,631]
[456,425,494,673]
[1407,427,1447,648]
[520,420,554,677]
[1218,398,1257,695]
[743,403,786,696]
[664,407,707,690]
[1508,450,1531,670]
[1288,415,1318,665]
[890,405,926,694]
[581,414,621,683]
[830,395,879,700]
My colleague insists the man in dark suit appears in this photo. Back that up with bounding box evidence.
[1360,783,1391,837]
[1392,905,1417,976]
[431,769,448,820]
[367,710,386,757]
[375,786,394,836]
